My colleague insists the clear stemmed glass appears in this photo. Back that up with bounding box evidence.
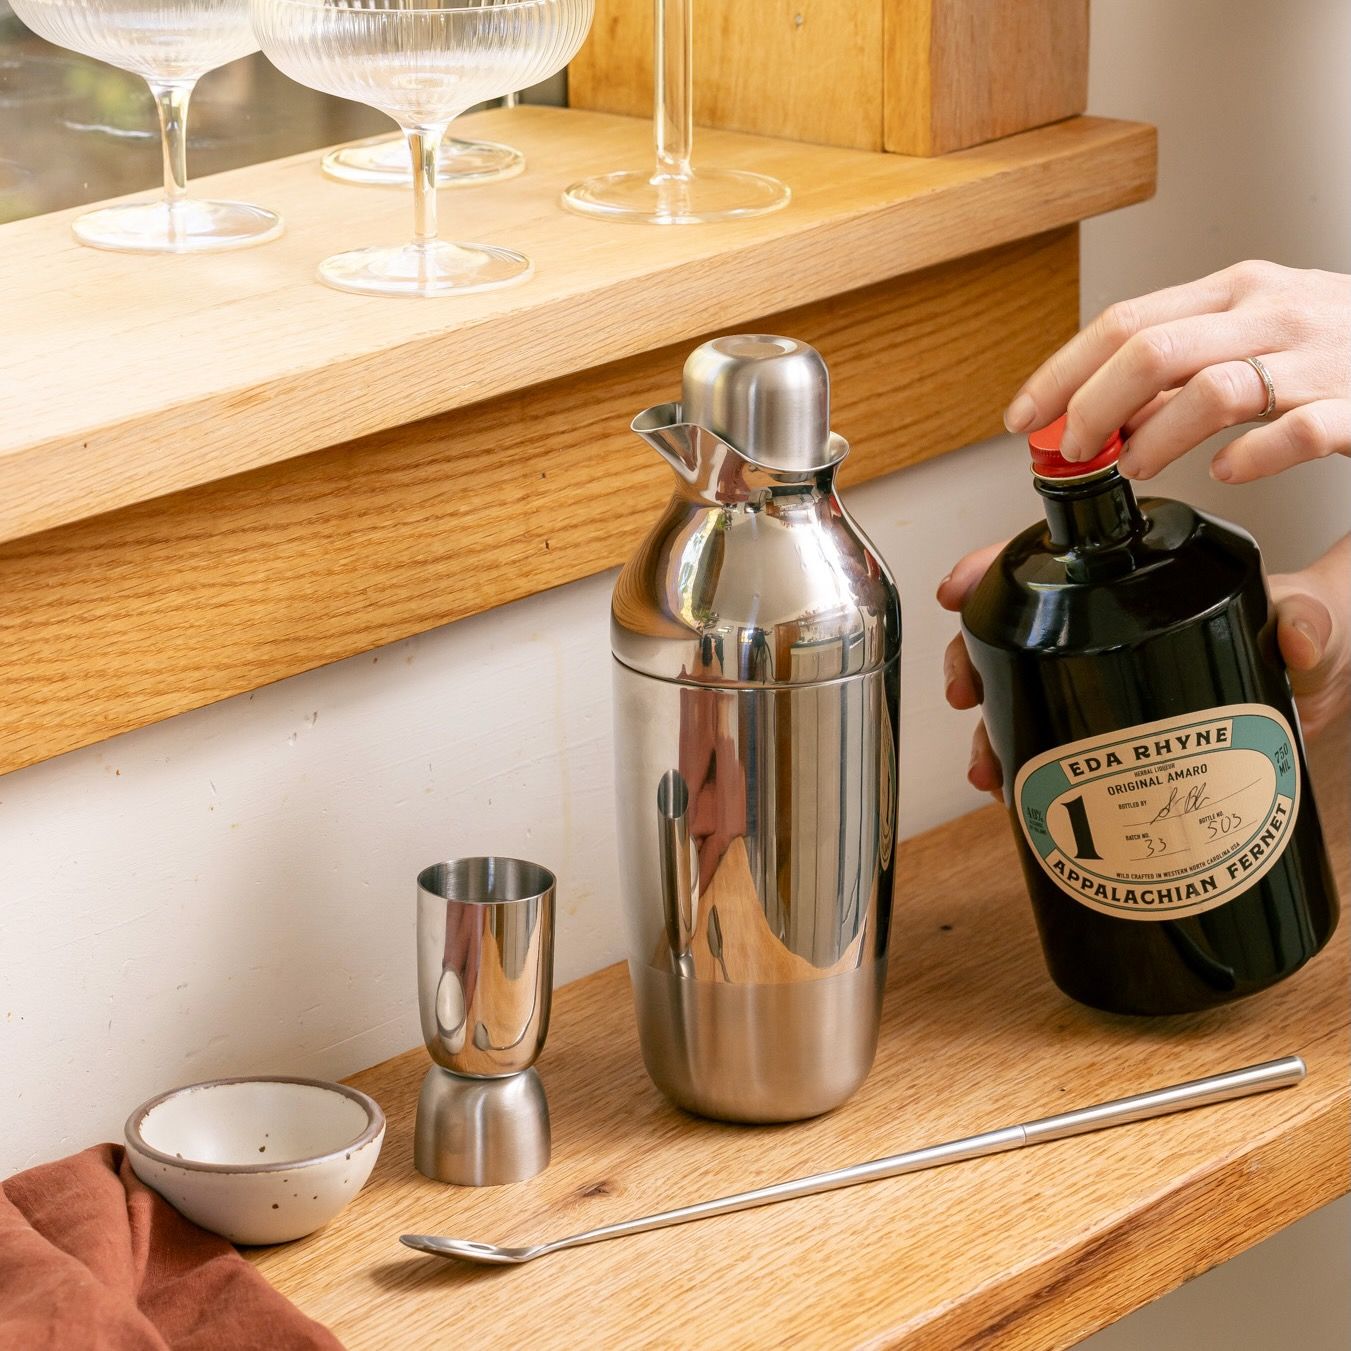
[320,128,524,187]
[7,0,282,251]
[562,0,788,224]
[252,0,591,297]
[320,84,524,185]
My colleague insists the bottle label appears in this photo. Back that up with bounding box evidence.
[1014,704,1301,921]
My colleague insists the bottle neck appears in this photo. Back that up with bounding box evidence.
[1036,467,1143,552]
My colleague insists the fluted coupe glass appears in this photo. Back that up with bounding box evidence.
[321,129,524,187]
[8,0,282,251]
[321,86,524,186]
[562,0,788,224]
[252,0,592,297]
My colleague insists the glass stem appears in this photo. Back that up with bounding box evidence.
[406,124,447,249]
[654,0,694,180]
[149,80,194,209]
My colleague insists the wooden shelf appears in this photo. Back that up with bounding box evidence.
[249,730,1349,1351]
[0,105,1153,547]
[0,106,1154,777]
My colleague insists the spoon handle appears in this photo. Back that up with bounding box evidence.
[541,1056,1305,1257]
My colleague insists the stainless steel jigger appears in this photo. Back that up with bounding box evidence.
[414,858,555,1186]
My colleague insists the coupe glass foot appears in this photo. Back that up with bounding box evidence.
[322,135,525,187]
[317,240,533,297]
[71,199,283,253]
[561,167,790,225]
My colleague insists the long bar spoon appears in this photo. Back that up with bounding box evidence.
[401,1055,1304,1267]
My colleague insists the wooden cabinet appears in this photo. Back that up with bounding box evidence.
[569,0,1090,155]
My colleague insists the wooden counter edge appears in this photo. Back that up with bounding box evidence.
[905,1037,1349,1350]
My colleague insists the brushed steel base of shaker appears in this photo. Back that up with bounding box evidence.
[414,1066,550,1187]
[630,956,888,1123]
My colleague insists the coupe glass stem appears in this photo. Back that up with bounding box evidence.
[406,124,447,248]
[654,0,693,181]
[149,80,194,209]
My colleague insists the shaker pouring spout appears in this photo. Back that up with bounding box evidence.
[632,402,788,495]
[631,403,705,480]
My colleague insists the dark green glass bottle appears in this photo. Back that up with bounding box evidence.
[961,417,1338,1014]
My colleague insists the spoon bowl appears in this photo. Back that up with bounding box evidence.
[401,1234,545,1266]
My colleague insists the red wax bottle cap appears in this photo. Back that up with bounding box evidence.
[1028,414,1125,478]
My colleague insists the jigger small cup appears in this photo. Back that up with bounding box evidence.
[416,858,555,1079]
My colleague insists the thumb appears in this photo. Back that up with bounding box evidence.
[1271,584,1337,694]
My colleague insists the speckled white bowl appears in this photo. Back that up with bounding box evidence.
[125,1077,385,1246]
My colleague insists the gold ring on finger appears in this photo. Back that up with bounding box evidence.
[1244,355,1277,419]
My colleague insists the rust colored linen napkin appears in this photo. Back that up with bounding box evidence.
[0,1143,343,1351]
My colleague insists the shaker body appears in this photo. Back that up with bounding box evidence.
[613,658,898,1121]
[614,333,902,1120]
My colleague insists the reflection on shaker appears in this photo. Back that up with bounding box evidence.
[706,906,730,982]
[678,686,748,896]
[657,769,698,977]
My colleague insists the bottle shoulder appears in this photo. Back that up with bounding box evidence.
[961,497,1265,654]
[612,488,902,686]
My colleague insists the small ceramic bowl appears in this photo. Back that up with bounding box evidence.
[125,1076,385,1246]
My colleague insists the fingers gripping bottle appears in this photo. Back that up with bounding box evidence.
[961,417,1338,1014]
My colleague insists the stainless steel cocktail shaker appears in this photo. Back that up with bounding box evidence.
[612,335,902,1122]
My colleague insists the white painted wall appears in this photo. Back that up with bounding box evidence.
[1,0,1347,1344]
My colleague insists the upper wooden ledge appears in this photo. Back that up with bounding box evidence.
[0,106,1153,546]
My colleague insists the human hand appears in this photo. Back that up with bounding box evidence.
[936,534,1351,797]
[1268,535,1350,740]
[936,542,1006,799]
[1003,262,1351,484]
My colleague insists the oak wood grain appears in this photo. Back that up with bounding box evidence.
[569,0,886,151]
[0,228,1079,776]
[886,1,1091,157]
[0,106,1155,546]
[248,726,1349,1350]
[569,2,1089,158]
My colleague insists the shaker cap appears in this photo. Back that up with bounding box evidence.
[613,335,899,687]
[682,335,835,473]
[1029,415,1124,479]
